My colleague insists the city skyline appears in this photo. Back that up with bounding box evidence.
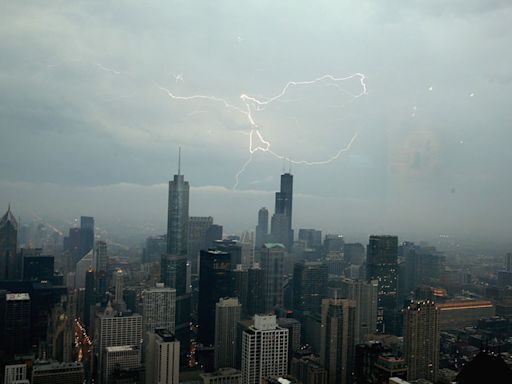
[1,1,512,245]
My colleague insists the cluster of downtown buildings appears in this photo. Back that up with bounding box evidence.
[1,168,512,384]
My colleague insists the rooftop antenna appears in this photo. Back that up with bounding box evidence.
[282,157,286,173]
[288,159,292,174]
[178,146,181,175]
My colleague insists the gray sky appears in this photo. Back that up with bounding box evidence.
[1,1,511,243]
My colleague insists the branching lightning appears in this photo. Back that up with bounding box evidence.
[158,73,368,189]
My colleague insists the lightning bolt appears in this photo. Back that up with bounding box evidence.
[158,73,368,188]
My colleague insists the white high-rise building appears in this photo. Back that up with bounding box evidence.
[145,329,180,384]
[4,364,27,384]
[143,283,176,334]
[241,315,288,384]
[94,305,142,382]
[215,297,241,369]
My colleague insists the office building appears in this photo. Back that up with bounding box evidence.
[143,235,166,264]
[241,315,289,384]
[213,239,243,268]
[161,253,191,354]
[261,243,285,312]
[95,240,108,273]
[0,206,19,280]
[188,216,214,273]
[166,151,190,256]
[366,235,398,333]
[143,283,176,333]
[198,250,232,346]
[290,355,328,384]
[215,297,241,369]
[320,298,357,384]
[255,208,269,249]
[293,261,328,314]
[437,300,494,330]
[324,234,344,254]
[246,266,265,317]
[75,250,93,289]
[344,243,365,265]
[2,293,31,356]
[161,254,188,295]
[403,300,440,382]
[4,364,27,384]
[94,305,142,380]
[102,345,142,383]
[79,216,94,260]
[113,268,125,310]
[298,229,322,248]
[201,368,242,384]
[270,173,293,249]
[277,317,301,364]
[83,266,95,330]
[22,254,54,282]
[31,361,84,384]
[145,329,180,384]
[337,278,379,342]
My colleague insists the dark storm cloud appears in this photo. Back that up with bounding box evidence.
[1,1,511,240]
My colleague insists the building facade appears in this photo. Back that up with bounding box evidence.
[403,300,440,382]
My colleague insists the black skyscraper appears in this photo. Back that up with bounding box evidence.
[0,206,19,280]
[366,235,398,334]
[198,250,232,346]
[79,216,94,258]
[270,173,294,249]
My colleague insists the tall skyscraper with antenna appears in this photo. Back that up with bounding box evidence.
[167,147,190,256]
[270,172,294,249]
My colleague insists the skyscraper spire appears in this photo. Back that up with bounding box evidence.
[178,146,181,175]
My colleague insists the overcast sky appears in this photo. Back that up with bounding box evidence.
[1,1,511,244]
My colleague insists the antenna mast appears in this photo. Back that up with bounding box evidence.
[178,146,181,175]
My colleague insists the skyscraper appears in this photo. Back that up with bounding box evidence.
[83,266,95,331]
[198,250,232,346]
[261,243,285,312]
[403,300,440,382]
[293,261,328,314]
[114,269,125,310]
[79,216,94,259]
[161,254,191,355]
[255,207,269,249]
[143,283,176,334]
[145,329,180,384]
[270,173,293,249]
[366,235,398,334]
[2,293,31,356]
[167,150,190,256]
[188,216,214,273]
[94,305,143,382]
[215,297,241,370]
[337,278,379,343]
[0,206,19,280]
[241,315,289,384]
[320,298,357,384]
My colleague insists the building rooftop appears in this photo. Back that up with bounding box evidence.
[6,293,30,301]
[105,345,139,352]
